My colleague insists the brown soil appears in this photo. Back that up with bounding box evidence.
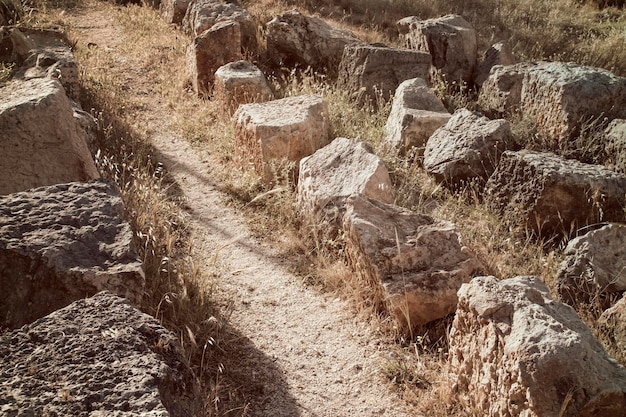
[62,2,415,416]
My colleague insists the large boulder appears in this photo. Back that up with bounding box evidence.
[337,44,431,103]
[0,291,196,416]
[160,0,192,24]
[182,0,258,53]
[423,109,514,185]
[186,20,242,96]
[557,223,626,307]
[383,77,451,153]
[297,137,394,231]
[479,61,626,143]
[233,95,331,182]
[485,150,626,236]
[265,10,362,75]
[397,14,477,85]
[605,119,626,173]
[0,180,145,329]
[0,78,99,195]
[449,275,626,417]
[474,41,516,88]
[214,60,273,115]
[342,195,483,330]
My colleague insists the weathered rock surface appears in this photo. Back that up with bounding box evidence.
[337,44,431,102]
[234,95,331,182]
[474,41,515,88]
[342,195,483,330]
[214,60,273,114]
[266,10,362,75]
[0,78,99,195]
[297,137,394,231]
[0,180,144,329]
[485,150,626,236]
[605,119,626,173]
[479,61,626,142]
[599,293,626,357]
[182,0,257,53]
[0,27,35,65]
[557,223,626,306]
[186,20,242,96]
[397,14,477,84]
[449,275,626,417]
[384,77,451,153]
[423,109,514,185]
[18,28,81,101]
[160,0,192,25]
[0,291,196,416]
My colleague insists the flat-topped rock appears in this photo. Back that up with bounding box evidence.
[0,179,144,328]
[398,14,477,84]
[0,78,99,195]
[449,275,626,417]
[234,95,331,182]
[266,10,362,75]
[297,137,394,232]
[342,195,483,330]
[423,109,514,185]
[485,150,626,236]
[384,77,451,153]
[0,291,196,416]
[479,61,626,142]
[337,44,431,103]
[214,60,273,114]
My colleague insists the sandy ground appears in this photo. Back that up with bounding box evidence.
[64,2,413,416]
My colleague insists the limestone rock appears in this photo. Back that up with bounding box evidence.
[234,95,331,182]
[337,44,432,103]
[474,41,516,88]
[557,223,626,306]
[605,119,626,174]
[0,180,144,329]
[214,60,273,115]
[423,109,514,185]
[479,61,626,142]
[160,0,192,24]
[0,291,196,416]
[599,293,626,357]
[449,275,626,417]
[485,150,626,236]
[342,195,483,330]
[397,14,477,84]
[186,20,242,96]
[0,27,35,65]
[384,77,451,153]
[266,10,362,75]
[297,137,394,231]
[0,78,99,195]
[182,0,257,53]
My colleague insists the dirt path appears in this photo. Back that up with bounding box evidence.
[64,3,412,416]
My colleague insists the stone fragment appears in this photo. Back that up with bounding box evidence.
[266,10,362,75]
[0,78,99,195]
[479,61,626,142]
[182,0,257,53]
[474,41,515,88]
[0,291,196,416]
[605,119,626,174]
[234,95,331,182]
[0,27,35,65]
[297,137,394,231]
[337,44,431,102]
[0,180,144,329]
[485,150,626,236]
[342,195,483,330]
[423,109,514,185]
[383,77,451,153]
[186,20,242,96]
[160,0,192,24]
[449,275,626,417]
[214,60,273,115]
[557,223,626,306]
[397,14,477,84]
[599,293,626,358]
